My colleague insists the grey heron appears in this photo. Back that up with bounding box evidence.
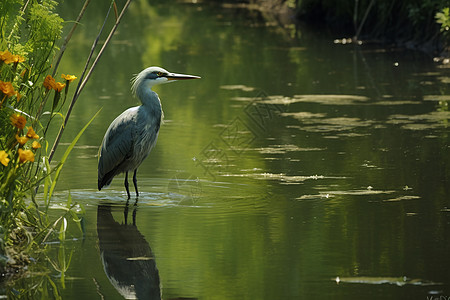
[97,66,200,199]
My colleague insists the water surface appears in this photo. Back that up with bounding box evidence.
[4,1,450,299]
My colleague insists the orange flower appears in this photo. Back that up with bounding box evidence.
[53,81,66,92]
[15,134,29,145]
[43,75,66,92]
[61,74,77,82]
[0,81,16,97]
[32,141,41,149]
[0,50,14,64]
[10,114,26,130]
[0,50,10,58]
[26,126,39,139]
[0,50,24,64]
[43,75,56,90]
[10,54,25,63]
[18,148,34,163]
[0,150,10,166]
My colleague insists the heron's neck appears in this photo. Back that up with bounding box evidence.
[137,87,162,113]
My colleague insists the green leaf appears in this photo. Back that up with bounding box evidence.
[52,91,61,111]
[69,210,82,234]
[58,217,67,242]
[66,190,72,209]
[42,156,51,206]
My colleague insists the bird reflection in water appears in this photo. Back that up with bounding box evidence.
[97,203,161,299]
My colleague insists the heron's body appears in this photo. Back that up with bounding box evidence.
[97,97,161,189]
[98,67,199,199]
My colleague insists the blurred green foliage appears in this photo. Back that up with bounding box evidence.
[436,7,450,48]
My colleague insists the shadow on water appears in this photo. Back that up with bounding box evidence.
[97,202,161,299]
[96,201,199,300]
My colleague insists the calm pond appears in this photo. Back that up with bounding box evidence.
[4,1,450,299]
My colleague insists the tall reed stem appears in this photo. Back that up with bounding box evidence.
[48,0,133,163]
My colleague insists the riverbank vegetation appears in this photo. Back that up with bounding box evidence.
[300,0,450,54]
[248,0,450,55]
[0,0,85,282]
[0,0,131,294]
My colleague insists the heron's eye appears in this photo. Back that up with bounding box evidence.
[157,72,164,77]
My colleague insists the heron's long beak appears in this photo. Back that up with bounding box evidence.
[166,73,201,81]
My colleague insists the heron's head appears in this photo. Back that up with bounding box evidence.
[131,66,200,95]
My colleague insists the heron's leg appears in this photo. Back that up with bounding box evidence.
[124,172,130,199]
[133,169,139,197]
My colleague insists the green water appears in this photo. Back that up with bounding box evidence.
[5,1,450,299]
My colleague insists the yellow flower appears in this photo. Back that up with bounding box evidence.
[61,74,77,82]
[10,114,27,130]
[15,134,29,145]
[32,141,41,149]
[0,150,10,166]
[53,81,66,92]
[26,126,39,139]
[0,81,16,97]
[18,148,34,163]
[43,75,56,90]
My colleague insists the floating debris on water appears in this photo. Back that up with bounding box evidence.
[323,189,395,196]
[255,144,324,154]
[262,94,370,105]
[225,172,346,184]
[281,112,327,119]
[423,95,450,101]
[383,195,421,202]
[296,193,331,200]
[333,276,442,286]
[220,84,255,92]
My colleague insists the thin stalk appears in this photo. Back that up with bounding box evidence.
[48,0,133,163]
[353,0,359,34]
[48,1,115,163]
[355,0,375,40]
[52,0,91,77]
[71,1,116,100]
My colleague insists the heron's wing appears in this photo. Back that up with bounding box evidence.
[98,107,137,189]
